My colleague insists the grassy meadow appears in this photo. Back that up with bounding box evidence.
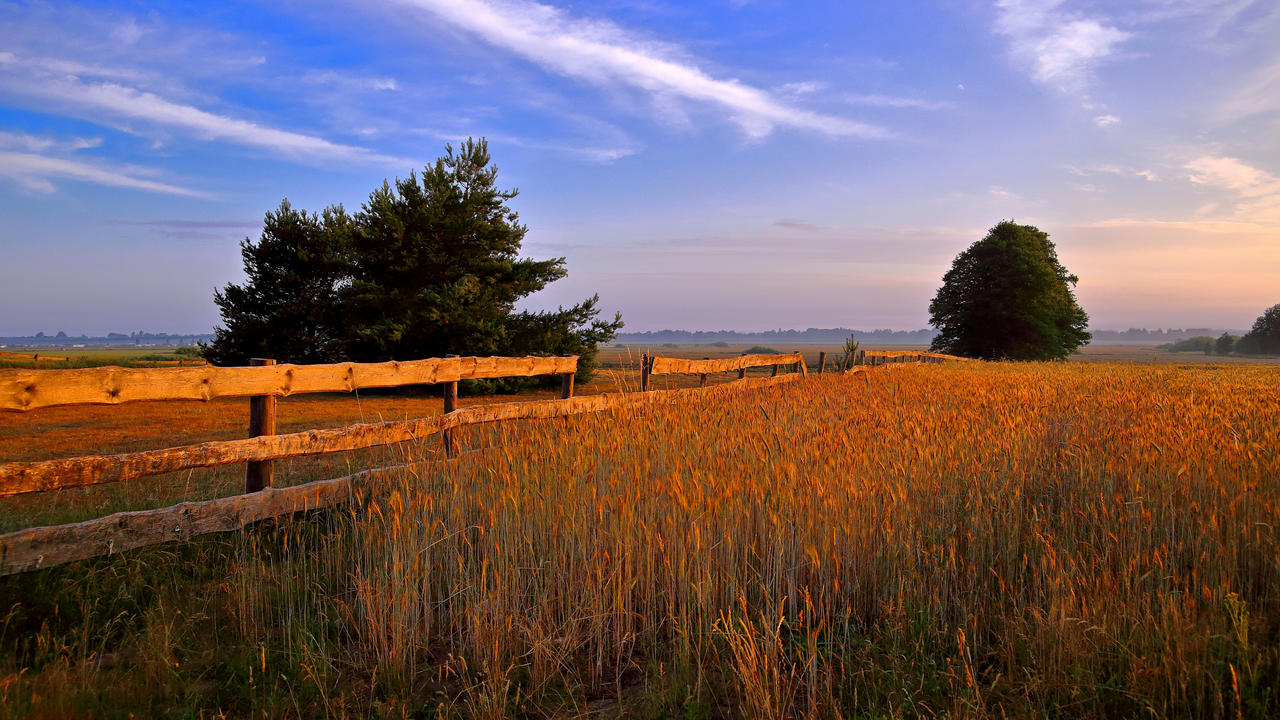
[2,361,1278,718]
[0,346,206,370]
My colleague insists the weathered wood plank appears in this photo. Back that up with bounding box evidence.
[0,355,579,412]
[0,373,805,497]
[0,465,398,575]
[648,353,804,375]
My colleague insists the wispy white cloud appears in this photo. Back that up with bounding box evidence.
[1068,164,1159,181]
[1093,114,1119,127]
[383,0,887,139]
[1185,155,1280,224]
[300,69,401,92]
[1118,0,1270,37]
[993,0,1130,97]
[0,151,205,197]
[1219,54,1280,123]
[1078,218,1277,235]
[0,52,148,83]
[777,81,825,97]
[0,130,102,153]
[0,53,410,167]
[415,125,637,163]
[1187,155,1274,191]
[844,94,954,110]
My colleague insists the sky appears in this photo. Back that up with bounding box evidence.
[0,0,1277,335]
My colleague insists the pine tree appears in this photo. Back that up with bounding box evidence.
[205,138,621,378]
[203,201,351,365]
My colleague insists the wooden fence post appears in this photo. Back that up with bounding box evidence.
[700,357,709,388]
[738,367,746,380]
[443,354,459,458]
[771,363,779,377]
[245,358,276,493]
[818,351,826,374]
[561,367,575,399]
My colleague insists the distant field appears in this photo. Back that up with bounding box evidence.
[2,361,1277,718]
[0,345,205,369]
[601,341,1280,366]
[1071,344,1280,364]
[7,342,1276,370]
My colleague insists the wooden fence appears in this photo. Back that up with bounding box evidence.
[860,350,970,366]
[641,351,807,390]
[0,355,577,498]
[0,349,963,575]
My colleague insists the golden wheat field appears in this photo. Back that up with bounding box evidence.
[2,361,1279,719]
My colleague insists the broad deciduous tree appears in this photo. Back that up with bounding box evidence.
[929,221,1090,360]
[1214,332,1237,356]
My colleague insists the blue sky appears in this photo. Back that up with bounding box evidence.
[1,0,1277,335]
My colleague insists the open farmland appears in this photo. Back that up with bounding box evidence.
[2,361,1278,718]
[0,346,207,370]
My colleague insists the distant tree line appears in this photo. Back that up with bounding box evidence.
[617,328,936,345]
[1162,304,1280,356]
[0,332,214,347]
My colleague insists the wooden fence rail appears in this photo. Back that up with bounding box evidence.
[0,354,578,497]
[861,350,969,365]
[0,355,578,412]
[0,384,646,497]
[641,352,806,390]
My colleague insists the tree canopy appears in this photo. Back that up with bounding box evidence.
[205,201,351,365]
[1214,332,1238,356]
[204,138,622,380]
[1238,303,1280,355]
[928,221,1090,361]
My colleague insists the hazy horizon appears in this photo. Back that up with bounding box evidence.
[0,325,1256,341]
[1,1,1277,336]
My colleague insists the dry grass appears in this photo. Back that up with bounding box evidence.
[2,361,1279,718]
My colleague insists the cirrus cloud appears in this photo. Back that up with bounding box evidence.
[382,0,888,140]
[0,150,205,197]
[0,52,412,167]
